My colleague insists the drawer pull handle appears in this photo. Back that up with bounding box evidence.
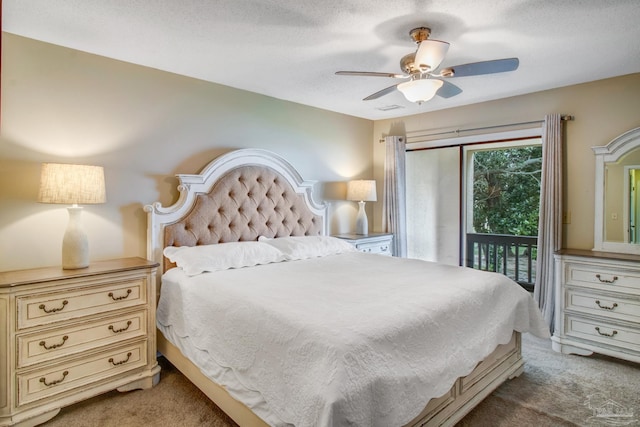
[39,335,69,350]
[595,300,618,310]
[109,352,132,366]
[40,371,68,387]
[595,274,618,284]
[108,321,132,333]
[39,300,68,314]
[108,289,132,301]
[595,327,618,337]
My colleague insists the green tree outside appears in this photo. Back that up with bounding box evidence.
[472,145,542,236]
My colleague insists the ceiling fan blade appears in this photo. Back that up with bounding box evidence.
[441,58,519,78]
[363,84,399,101]
[436,80,462,98]
[336,71,406,78]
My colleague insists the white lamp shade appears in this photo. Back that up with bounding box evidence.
[414,39,450,71]
[346,180,377,202]
[39,163,106,205]
[397,78,444,103]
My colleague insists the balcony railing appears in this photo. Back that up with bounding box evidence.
[465,233,537,291]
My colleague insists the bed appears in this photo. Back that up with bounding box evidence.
[145,148,549,427]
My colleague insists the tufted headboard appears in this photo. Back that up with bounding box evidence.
[145,149,327,274]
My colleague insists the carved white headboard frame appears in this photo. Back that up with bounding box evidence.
[145,148,328,275]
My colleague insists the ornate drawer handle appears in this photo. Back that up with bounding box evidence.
[40,371,68,387]
[595,274,618,284]
[108,321,132,333]
[39,335,69,350]
[595,327,618,337]
[39,300,68,314]
[595,300,618,310]
[108,289,132,301]
[109,352,132,366]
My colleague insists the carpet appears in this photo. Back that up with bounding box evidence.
[41,334,639,427]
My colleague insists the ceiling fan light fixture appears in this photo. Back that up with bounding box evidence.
[397,78,444,104]
[414,39,450,71]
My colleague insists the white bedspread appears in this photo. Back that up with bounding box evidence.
[157,252,549,427]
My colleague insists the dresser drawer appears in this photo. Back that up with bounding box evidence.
[17,279,147,329]
[564,314,640,352]
[355,237,393,256]
[17,341,147,406]
[333,234,393,256]
[565,289,640,323]
[566,262,640,294]
[356,241,391,255]
[17,310,147,368]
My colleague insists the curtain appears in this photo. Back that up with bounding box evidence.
[382,136,407,257]
[533,114,564,332]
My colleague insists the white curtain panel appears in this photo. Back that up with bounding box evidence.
[533,114,564,332]
[383,136,408,257]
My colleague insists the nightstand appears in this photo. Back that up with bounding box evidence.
[0,257,160,427]
[333,233,394,256]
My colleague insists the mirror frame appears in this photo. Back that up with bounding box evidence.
[593,126,640,254]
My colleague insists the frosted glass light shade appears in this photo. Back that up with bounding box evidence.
[346,180,377,202]
[397,79,444,104]
[414,39,450,71]
[38,163,106,269]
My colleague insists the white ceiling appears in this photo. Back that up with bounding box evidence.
[4,0,640,120]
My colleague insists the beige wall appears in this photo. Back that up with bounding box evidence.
[373,73,640,251]
[0,33,373,271]
[3,31,639,271]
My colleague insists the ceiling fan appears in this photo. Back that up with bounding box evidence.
[336,27,519,104]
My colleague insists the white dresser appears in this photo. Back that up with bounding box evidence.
[333,233,394,256]
[552,249,640,363]
[0,258,160,427]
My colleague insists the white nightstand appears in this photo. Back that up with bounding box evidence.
[333,233,394,256]
[0,257,160,427]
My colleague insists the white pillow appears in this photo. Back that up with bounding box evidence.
[258,235,356,260]
[163,241,286,276]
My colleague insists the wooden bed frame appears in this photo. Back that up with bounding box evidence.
[145,148,525,427]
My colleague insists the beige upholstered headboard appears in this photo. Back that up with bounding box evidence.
[145,149,327,274]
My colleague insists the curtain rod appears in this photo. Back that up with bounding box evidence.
[379,115,574,143]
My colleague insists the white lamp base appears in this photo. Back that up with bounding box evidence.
[62,206,89,269]
[355,201,369,235]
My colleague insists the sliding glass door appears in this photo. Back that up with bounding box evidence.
[405,131,542,290]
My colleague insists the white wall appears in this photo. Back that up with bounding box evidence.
[0,33,373,271]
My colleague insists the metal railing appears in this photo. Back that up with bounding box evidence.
[465,233,537,291]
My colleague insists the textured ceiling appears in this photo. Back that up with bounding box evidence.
[4,0,640,120]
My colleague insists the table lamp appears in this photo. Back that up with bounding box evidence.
[38,163,106,269]
[346,180,377,235]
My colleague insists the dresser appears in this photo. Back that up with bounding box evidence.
[333,233,394,256]
[0,258,160,427]
[552,249,640,363]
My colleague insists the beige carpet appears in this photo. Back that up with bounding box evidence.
[42,334,639,427]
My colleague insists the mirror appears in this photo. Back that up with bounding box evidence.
[593,127,640,254]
